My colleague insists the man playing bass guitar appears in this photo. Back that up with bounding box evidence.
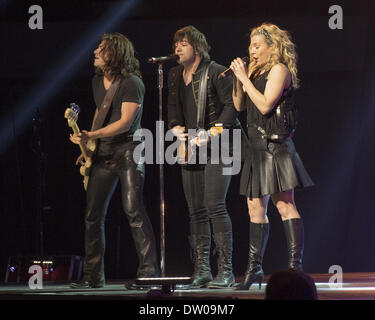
[69,32,159,288]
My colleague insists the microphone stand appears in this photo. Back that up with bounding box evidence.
[157,63,166,277]
[132,60,191,295]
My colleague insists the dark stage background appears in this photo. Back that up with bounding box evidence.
[1,0,375,281]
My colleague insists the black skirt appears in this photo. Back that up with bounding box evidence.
[240,127,314,198]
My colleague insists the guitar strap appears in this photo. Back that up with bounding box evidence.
[91,77,121,131]
[196,61,213,129]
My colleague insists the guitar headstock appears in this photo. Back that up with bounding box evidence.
[64,103,80,127]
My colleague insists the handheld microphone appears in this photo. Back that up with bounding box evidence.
[218,56,250,79]
[147,54,179,64]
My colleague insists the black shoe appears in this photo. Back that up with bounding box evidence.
[124,280,156,291]
[207,273,235,289]
[234,268,264,290]
[190,272,213,289]
[234,222,269,291]
[189,234,213,289]
[69,279,104,289]
[207,232,235,289]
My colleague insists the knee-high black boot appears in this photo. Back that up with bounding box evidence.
[207,232,235,288]
[235,222,269,290]
[189,234,213,288]
[283,218,304,271]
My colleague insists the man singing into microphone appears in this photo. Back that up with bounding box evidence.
[167,25,240,288]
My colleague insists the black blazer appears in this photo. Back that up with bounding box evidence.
[167,59,239,130]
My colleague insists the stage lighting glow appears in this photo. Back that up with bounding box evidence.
[33,260,53,264]
[0,0,140,153]
[319,286,375,291]
[9,266,15,272]
[137,277,191,281]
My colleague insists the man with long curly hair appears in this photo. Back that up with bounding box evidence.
[230,23,314,290]
[69,33,159,288]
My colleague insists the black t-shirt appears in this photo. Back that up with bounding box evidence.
[179,79,197,130]
[92,74,145,157]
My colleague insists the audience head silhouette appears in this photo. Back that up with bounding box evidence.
[265,269,317,300]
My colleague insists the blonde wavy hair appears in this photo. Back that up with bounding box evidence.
[249,23,300,88]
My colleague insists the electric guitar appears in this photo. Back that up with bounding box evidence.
[177,125,223,164]
[64,103,96,190]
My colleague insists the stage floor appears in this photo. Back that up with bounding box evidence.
[1,273,375,300]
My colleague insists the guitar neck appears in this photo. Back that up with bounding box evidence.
[71,122,89,160]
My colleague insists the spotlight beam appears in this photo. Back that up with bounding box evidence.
[0,0,139,153]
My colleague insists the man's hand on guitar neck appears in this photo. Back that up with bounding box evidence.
[69,130,90,145]
[69,130,97,147]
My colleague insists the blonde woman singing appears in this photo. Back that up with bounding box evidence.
[230,23,314,290]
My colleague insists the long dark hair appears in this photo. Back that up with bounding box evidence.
[96,32,141,79]
[172,25,210,60]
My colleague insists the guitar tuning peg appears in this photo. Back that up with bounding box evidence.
[69,103,80,114]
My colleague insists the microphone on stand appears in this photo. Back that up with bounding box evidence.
[218,56,250,79]
[147,54,179,64]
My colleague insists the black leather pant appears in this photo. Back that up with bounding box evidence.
[83,145,159,282]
